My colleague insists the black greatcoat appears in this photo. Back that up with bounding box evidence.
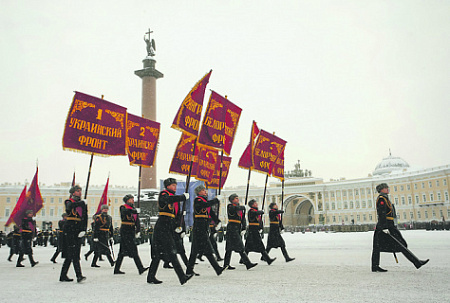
[151,189,186,258]
[267,209,285,249]
[118,204,140,257]
[20,217,36,255]
[93,213,114,255]
[245,207,265,253]
[225,203,246,252]
[373,193,407,253]
[62,197,87,260]
[191,196,219,255]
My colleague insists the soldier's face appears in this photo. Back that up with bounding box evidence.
[101,208,108,214]
[73,189,82,197]
[167,183,177,192]
[127,198,134,204]
[273,204,278,210]
[232,197,239,204]
[198,189,207,196]
[381,187,389,194]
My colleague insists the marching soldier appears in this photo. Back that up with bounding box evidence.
[186,185,225,276]
[223,194,257,270]
[7,226,22,262]
[91,205,115,267]
[16,210,39,267]
[245,199,275,265]
[51,213,67,263]
[147,178,193,285]
[371,183,429,272]
[266,202,295,262]
[114,195,147,275]
[59,185,87,283]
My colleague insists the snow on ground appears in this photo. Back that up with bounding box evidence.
[0,230,448,303]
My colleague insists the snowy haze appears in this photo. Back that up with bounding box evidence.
[0,1,449,190]
[0,230,448,302]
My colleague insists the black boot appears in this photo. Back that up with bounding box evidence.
[239,252,257,270]
[8,254,13,262]
[114,255,125,274]
[262,251,276,265]
[91,254,100,267]
[206,254,225,276]
[163,261,173,268]
[51,251,59,263]
[281,247,295,262]
[133,255,148,275]
[415,259,429,269]
[73,259,86,283]
[147,257,161,283]
[171,254,192,285]
[372,265,388,272]
[60,258,72,281]
[29,254,38,267]
[106,254,115,267]
[16,253,24,267]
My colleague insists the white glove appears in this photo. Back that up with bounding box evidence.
[215,221,222,231]
[32,237,37,241]
[93,238,99,242]
[175,227,183,234]
[240,230,246,236]
[135,232,141,238]
[382,229,390,235]
[78,231,86,238]
[135,208,141,214]
[180,232,185,238]
[182,211,186,216]
[109,237,113,242]
[216,195,223,201]
[280,230,284,234]
[184,192,190,200]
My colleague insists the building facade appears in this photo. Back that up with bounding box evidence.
[222,156,450,228]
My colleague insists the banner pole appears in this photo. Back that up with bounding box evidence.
[218,150,224,195]
[84,153,94,199]
[280,179,285,225]
[181,137,197,229]
[137,166,142,209]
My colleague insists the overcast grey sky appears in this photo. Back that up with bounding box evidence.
[0,1,448,190]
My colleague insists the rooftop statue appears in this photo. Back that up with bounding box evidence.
[144,28,156,57]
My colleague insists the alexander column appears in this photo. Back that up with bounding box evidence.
[135,29,163,189]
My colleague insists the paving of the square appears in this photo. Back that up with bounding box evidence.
[0,230,448,303]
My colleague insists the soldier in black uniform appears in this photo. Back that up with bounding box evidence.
[223,194,257,270]
[91,205,115,267]
[114,195,147,275]
[59,185,87,283]
[371,183,429,272]
[7,226,22,262]
[245,199,276,265]
[147,178,193,285]
[16,210,39,267]
[51,213,67,263]
[186,185,225,276]
[266,202,295,262]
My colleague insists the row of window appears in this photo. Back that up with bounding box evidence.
[393,191,449,205]
[325,200,373,211]
[324,188,372,199]
[393,179,448,192]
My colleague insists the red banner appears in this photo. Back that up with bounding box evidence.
[126,113,160,167]
[271,149,285,181]
[252,130,287,175]
[238,121,260,169]
[206,155,232,189]
[95,178,109,215]
[63,92,127,156]
[172,70,212,136]
[5,185,27,227]
[198,91,242,155]
[169,133,198,177]
[196,145,219,183]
